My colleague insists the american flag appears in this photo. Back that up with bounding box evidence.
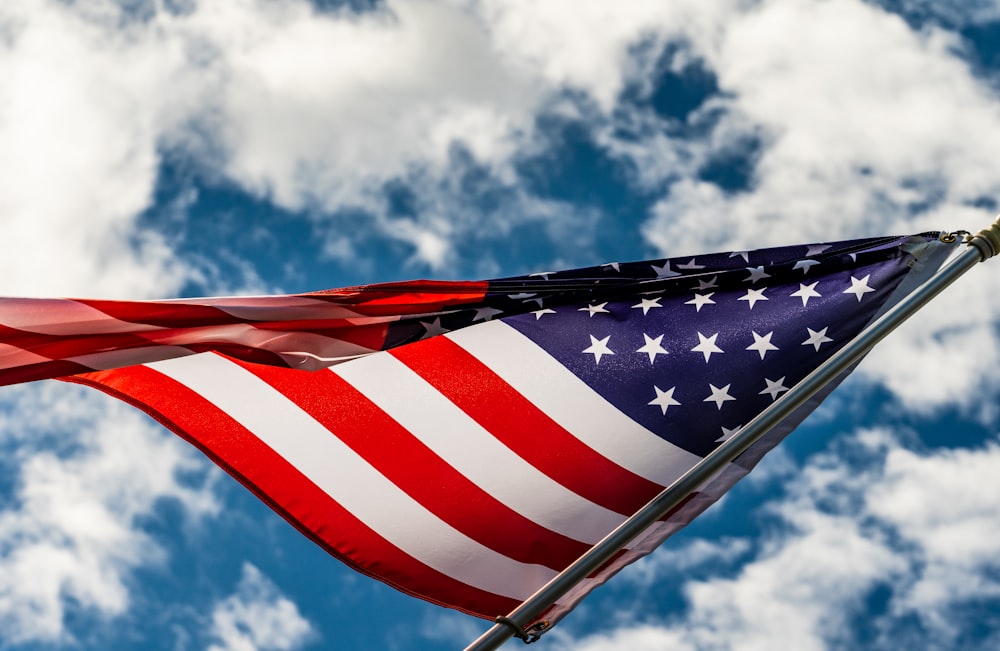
[0,232,953,631]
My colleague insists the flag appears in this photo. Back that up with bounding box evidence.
[0,232,955,631]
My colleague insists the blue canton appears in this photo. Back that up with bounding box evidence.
[385,233,937,459]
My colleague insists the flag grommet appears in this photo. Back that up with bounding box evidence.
[493,616,547,644]
[939,230,970,244]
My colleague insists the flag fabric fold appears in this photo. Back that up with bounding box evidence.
[0,232,955,630]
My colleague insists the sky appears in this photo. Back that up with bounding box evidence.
[1,0,1000,649]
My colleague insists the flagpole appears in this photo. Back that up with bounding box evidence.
[463,218,1000,651]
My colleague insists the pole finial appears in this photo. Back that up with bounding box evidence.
[969,214,1000,260]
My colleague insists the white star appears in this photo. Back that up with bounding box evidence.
[793,259,820,275]
[420,318,449,338]
[583,334,615,364]
[802,327,833,351]
[677,258,705,270]
[692,332,724,362]
[759,377,790,401]
[636,334,669,363]
[746,330,779,359]
[648,386,681,415]
[744,266,771,283]
[694,275,719,290]
[632,297,663,315]
[473,306,503,321]
[843,274,875,301]
[806,244,832,256]
[651,261,681,278]
[532,308,556,320]
[729,250,750,263]
[685,292,716,312]
[578,302,610,317]
[529,271,553,280]
[738,287,769,309]
[704,383,736,410]
[603,262,621,272]
[509,292,536,300]
[790,282,821,307]
[716,425,743,443]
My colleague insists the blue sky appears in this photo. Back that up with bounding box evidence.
[1,0,1000,649]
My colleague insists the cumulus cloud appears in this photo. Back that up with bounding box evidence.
[554,428,1000,651]
[644,0,1000,253]
[186,0,538,206]
[866,437,1000,634]
[0,382,217,644]
[614,0,1000,416]
[3,0,996,288]
[1,0,687,275]
[620,537,753,589]
[207,563,314,651]
[0,0,193,297]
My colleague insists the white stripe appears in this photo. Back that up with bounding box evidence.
[0,299,163,335]
[67,345,195,370]
[147,326,378,365]
[0,343,51,369]
[333,353,627,543]
[147,354,558,601]
[447,320,706,487]
[196,296,374,321]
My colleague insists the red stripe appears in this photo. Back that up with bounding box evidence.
[243,322,389,352]
[0,325,299,378]
[241,362,594,570]
[391,336,666,515]
[76,299,248,328]
[67,362,520,620]
[0,324,158,361]
[180,344,292,368]
[0,359,96,386]
[306,280,488,313]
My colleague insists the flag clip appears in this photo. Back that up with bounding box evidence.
[493,616,548,644]
[939,230,970,244]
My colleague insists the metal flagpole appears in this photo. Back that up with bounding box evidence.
[463,217,1000,651]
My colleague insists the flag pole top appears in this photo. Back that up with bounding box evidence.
[966,214,1000,260]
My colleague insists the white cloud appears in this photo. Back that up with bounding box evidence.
[866,439,1000,634]
[555,428,1000,651]
[186,0,540,208]
[858,264,1000,420]
[418,609,484,648]
[0,381,217,644]
[207,563,314,651]
[1,0,670,274]
[622,0,1000,415]
[0,0,192,297]
[2,0,996,286]
[644,0,1000,254]
[471,0,677,111]
[621,537,752,589]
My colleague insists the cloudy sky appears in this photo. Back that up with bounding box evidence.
[1,0,1000,649]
